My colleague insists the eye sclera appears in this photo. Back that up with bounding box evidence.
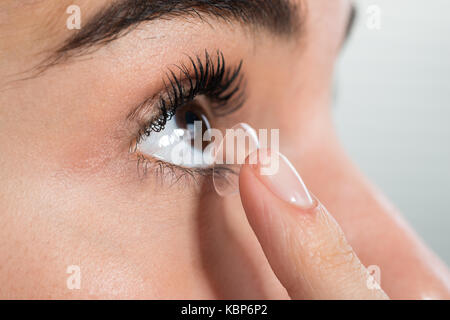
[136,99,215,169]
[132,121,260,194]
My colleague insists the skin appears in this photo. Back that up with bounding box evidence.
[239,149,389,299]
[0,0,449,299]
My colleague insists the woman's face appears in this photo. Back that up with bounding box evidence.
[1,0,448,299]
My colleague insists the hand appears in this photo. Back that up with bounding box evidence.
[239,149,389,300]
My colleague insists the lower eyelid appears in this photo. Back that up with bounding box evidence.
[129,136,237,196]
[132,150,214,186]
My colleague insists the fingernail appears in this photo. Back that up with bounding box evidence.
[251,150,314,209]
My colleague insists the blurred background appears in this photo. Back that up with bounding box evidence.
[335,0,450,264]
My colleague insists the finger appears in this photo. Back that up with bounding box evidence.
[239,149,389,300]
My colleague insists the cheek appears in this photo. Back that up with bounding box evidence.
[0,175,205,298]
[57,132,125,176]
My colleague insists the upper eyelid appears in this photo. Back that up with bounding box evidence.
[164,51,245,113]
[127,50,246,136]
[127,51,231,119]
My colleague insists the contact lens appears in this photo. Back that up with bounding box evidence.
[211,123,260,197]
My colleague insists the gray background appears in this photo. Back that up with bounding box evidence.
[334,0,450,264]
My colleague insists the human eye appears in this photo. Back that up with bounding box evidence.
[129,50,245,180]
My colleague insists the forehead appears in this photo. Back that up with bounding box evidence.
[1,0,348,41]
[0,0,350,77]
[0,0,104,40]
[0,0,104,65]
[2,0,348,34]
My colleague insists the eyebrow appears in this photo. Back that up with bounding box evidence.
[343,4,357,45]
[43,0,301,70]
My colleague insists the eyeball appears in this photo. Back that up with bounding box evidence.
[137,101,214,168]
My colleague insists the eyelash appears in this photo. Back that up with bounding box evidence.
[135,155,235,188]
[132,50,245,183]
[140,50,244,136]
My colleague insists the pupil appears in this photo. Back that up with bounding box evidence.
[185,111,200,126]
[175,104,211,152]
